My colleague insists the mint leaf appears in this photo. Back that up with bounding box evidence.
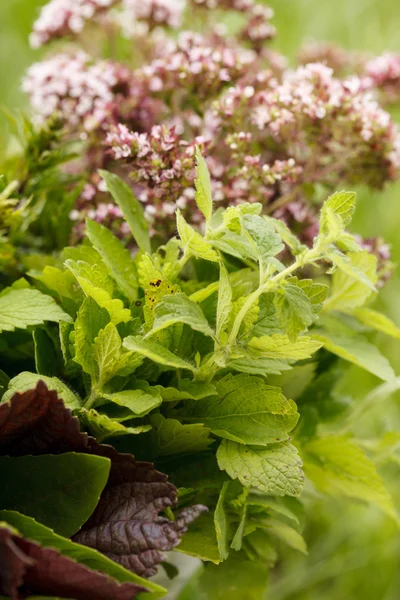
[214,481,230,561]
[0,288,71,333]
[325,251,377,311]
[354,307,400,339]
[321,190,356,229]
[80,409,151,442]
[123,336,196,372]
[2,372,80,410]
[66,260,131,324]
[93,323,143,388]
[86,219,138,302]
[99,170,151,254]
[177,210,219,262]
[149,414,213,457]
[104,388,162,417]
[149,293,214,338]
[194,147,212,222]
[217,440,304,496]
[216,262,232,339]
[265,216,306,254]
[312,331,395,381]
[247,334,322,360]
[275,284,314,342]
[328,250,377,293]
[241,214,284,265]
[182,373,299,445]
[0,453,110,537]
[74,297,109,379]
[304,435,399,522]
[263,519,307,554]
[176,511,221,564]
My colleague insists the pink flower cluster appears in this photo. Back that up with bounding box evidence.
[138,32,256,100]
[362,53,400,105]
[25,0,400,265]
[30,0,117,48]
[22,52,131,132]
[105,124,208,229]
[214,63,400,188]
[122,0,185,29]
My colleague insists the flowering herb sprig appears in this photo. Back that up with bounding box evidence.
[19,0,399,254]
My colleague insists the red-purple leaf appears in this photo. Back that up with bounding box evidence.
[0,524,144,600]
[74,442,206,575]
[0,382,205,577]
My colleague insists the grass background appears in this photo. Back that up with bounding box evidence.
[1,1,400,598]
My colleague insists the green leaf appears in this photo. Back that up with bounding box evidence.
[325,251,377,311]
[322,190,356,227]
[74,298,110,379]
[193,551,269,600]
[176,210,219,262]
[0,453,110,537]
[263,519,307,554]
[216,263,233,339]
[247,334,322,360]
[123,336,196,372]
[104,388,162,417]
[177,511,221,564]
[194,147,212,222]
[99,170,151,254]
[228,353,292,377]
[217,440,304,496]
[79,409,151,442]
[31,265,81,302]
[92,322,143,387]
[183,373,299,445]
[0,288,72,333]
[0,511,164,596]
[149,293,214,338]
[33,327,61,377]
[275,284,314,342]
[86,219,138,302]
[354,307,400,339]
[66,260,131,324]
[241,214,284,265]
[152,379,217,402]
[214,481,230,561]
[2,372,80,410]
[265,216,305,254]
[149,414,213,457]
[312,331,395,381]
[304,435,399,522]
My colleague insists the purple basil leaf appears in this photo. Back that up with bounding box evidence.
[0,523,144,600]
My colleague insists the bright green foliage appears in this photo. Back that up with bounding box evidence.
[2,372,80,409]
[194,146,213,222]
[0,453,110,536]
[86,219,138,301]
[99,170,151,253]
[182,374,299,445]
[312,331,395,381]
[217,440,304,496]
[149,414,213,457]
[1,176,399,595]
[0,288,71,332]
[304,436,399,522]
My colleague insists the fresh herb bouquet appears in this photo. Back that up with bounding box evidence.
[1,1,400,599]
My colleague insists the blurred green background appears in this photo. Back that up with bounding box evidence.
[1,1,400,598]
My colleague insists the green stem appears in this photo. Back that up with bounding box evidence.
[227,246,322,348]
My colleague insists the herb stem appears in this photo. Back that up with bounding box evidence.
[227,247,321,347]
